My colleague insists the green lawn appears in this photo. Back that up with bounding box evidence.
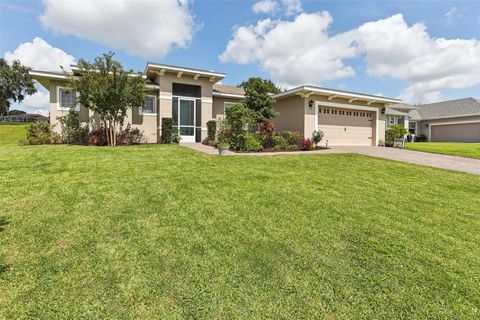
[1,125,479,319]
[406,142,480,159]
[0,122,28,145]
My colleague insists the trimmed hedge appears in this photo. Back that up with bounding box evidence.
[161,118,173,143]
[206,120,216,141]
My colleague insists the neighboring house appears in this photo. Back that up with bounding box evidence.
[0,113,49,123]
[388,98,480,142]
[30,62,401,146]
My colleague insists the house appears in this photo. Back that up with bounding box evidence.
[30,62,401,146]
[0,113,48,123]
[388,98,480,142]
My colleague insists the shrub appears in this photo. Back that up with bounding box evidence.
[221,103,257,151]
[312,130,324,147]
[300,137,313,150]
[272,134,288,150]
[206,120,216,141]
[116,124,145,145]
[259,121,275,134]
[242,133,262,151]
[88,127,108,146]
[57,108,89,144]
[286,144,298,151]
[161,117,173,143]
[416,134,428,142]
[171,129,181,144]
[278,131,301,146]
[386,125,408,145]
[20,122,61,145]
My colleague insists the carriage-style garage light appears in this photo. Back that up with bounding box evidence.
[309,100,314,109]
[381,107,386,114]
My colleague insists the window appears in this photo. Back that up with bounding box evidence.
[143,96,156,114]
[224,102,236,114]
[389,117,395,125]
[59,88,77,110]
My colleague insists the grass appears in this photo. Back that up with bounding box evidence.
[406,142,480,159]
[0,122,27,145]
[1,124,479,319]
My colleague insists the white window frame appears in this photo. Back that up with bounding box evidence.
[142,95,157,116]
[388,116,395,126]
[224,102,236,114]
[57,86,80,111]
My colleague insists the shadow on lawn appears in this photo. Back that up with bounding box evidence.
[0,218,10,275]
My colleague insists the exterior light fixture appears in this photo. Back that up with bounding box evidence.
[309,100,314,109]
[381,107,386,114]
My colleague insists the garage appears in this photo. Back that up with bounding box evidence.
[431,122,480,142]
[318,107,375,146]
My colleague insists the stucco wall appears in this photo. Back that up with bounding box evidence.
[212,96,243,118]
[272,95,305,133]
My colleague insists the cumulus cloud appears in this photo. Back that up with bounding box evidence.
[220,12,480,103]
[4,37,75,71]
[220,12,355,87]
[40,0,196,59]
[20,86,50,114]
[282,0,302,16]
[252,0,277,14]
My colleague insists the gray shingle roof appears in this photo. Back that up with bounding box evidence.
[417,98,480,119]
[385,108,409,116]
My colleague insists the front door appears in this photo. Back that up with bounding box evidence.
[178,98,195,143]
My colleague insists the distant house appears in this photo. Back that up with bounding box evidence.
[0,113,49,123]
[387,98,480,142]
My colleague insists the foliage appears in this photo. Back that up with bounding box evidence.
[386,125,408,145]
[66,52,146,146]
[312,130,324,146]
[8,109,26,115]
[116,124,145,145]
[241,77,278,123]
[161,117,173,143]
[416,134,428,142]
[259,121,275,134]
[272,134,288,150]
[242,133,262,151]
[88,127,108,146]
[171,130,181,144]
[220,103,257,150]
[278,131,301,146]
[0,59,37,115]
[206,120,216,141]
[300,137,313,150]
[57,108,89,144]
[19,122,61,145]
[239,78,281,94]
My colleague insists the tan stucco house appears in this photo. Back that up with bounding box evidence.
[387,98,480,142]
[30,62,403,146]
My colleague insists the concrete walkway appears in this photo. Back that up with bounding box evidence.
[181,143,480,175]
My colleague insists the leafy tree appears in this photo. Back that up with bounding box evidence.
[0,59,37,116]
[66,52,146,146]
[385,125,408,145]
[8,109,27,115]
[240,77,279,123]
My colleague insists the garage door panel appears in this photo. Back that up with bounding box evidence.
[431,123,480,142]
[317,107,374,146]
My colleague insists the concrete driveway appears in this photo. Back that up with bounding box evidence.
[181,143,480,175]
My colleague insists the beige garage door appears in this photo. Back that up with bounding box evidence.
[431,122,480,142]
[318,107,374,146]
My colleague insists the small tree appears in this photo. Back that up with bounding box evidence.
[66,52,146,146]
[312,130,324,147]
[0,59,37,116]
[240,77,278,123]
[386,125,408,146]
[57,108,89,144]
[219,103,257,150]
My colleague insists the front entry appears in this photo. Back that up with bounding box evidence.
[173,97,201,143]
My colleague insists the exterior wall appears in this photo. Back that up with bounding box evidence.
[212,96,243,118]
[272,95,305,133]
[417,115,480,141]
[156,73,214,141]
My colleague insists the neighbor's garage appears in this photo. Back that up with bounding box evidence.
[318,107,375,146]
[431,122,480,142]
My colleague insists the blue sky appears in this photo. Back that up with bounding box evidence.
[1,0,479,113]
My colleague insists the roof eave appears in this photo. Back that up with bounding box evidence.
[144,63,226,80]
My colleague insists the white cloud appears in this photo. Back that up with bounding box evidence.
[350,14,480,103]
[252,0,277,14]
[19,85,50,114]
[220,12,356,87]
[444,6,461,24]
[221,12,480,103]
[4,37,75,71]
[40,0,196,59]
[282,0,302,16]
